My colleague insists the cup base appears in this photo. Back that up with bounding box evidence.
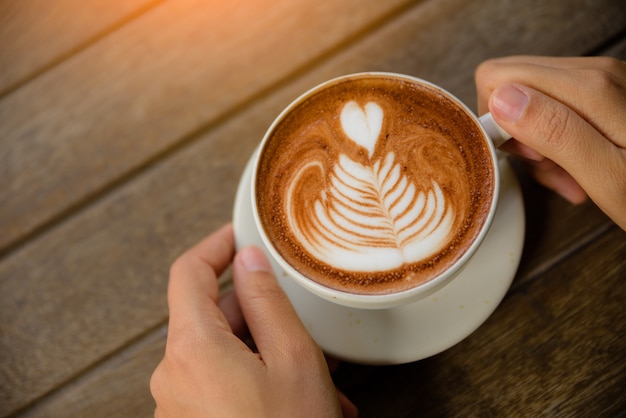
[233,149,525,364]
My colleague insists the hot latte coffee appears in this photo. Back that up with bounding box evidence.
[255,74,495,295]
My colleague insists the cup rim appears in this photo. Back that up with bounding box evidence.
[251,72,500,309]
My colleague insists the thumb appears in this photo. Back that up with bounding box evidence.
[232,246,320,364]
[489,83,608,174]
[489,83,626,217]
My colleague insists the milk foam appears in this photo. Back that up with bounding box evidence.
[256,76,495,294]
[340,101,383,158]
[285,101,454,272]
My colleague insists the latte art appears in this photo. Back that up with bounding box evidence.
[340,101,382,158]
[255,75,495,295]
[286,101,454,272]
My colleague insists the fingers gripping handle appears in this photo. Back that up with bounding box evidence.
[479,112,512,148]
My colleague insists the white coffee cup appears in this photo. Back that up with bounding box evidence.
[251,73,511,310]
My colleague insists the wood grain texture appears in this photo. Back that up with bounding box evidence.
[0,0,159,95]
[0,0,412,414]
[17,327,167,418]
[0,0,412,254]
[1,0,624,416]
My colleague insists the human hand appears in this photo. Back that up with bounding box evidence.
[475,55,626,230]
[150,223,357,417]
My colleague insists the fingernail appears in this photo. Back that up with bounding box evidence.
[239,246,273,273]
[492,84,529,122]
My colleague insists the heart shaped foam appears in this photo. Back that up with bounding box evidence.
[340,101,383,158]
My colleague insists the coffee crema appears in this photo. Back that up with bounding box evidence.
[255,75,495,295]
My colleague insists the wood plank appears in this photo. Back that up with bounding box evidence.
[0,0,413,254]
[16,327,167,418]
[334,225,626,417]
[0,0,160,95]
[2,0,625,416]
[508,163,614,287]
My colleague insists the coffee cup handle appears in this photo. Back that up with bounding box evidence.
[479,112,512,148]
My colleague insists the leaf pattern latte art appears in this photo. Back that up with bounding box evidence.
[285,101,454,272]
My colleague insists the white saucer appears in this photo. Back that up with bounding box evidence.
[233,150,525,364]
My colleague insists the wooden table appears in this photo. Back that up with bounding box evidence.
[1,1,625,416]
